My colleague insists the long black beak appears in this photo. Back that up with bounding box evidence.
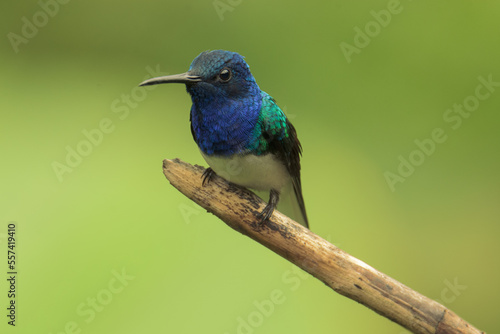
[139,72,202,87]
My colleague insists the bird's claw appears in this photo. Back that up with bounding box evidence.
[256,189,280,224]
[202,167,215,186]
[257,203,275,223]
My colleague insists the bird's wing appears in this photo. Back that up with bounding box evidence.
[259,93,309,228]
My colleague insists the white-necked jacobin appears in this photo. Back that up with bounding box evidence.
[140,50,309,228]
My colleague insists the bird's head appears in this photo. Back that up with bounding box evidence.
[140,50,260,104]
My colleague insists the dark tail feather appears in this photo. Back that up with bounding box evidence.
[290,177,309,228]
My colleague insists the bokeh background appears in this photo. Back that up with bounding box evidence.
[1,1,499,333]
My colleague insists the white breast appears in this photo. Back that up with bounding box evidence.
[201,152,290,191]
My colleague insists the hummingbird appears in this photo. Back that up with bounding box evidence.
[140,50,309,228]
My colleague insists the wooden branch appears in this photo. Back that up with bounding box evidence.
[162,158,484,334]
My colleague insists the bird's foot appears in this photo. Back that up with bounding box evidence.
[257,189,280,223]
[257,203,275,223]
[201,167,216,186]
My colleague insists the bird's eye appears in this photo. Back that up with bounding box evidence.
[219,68,232,82]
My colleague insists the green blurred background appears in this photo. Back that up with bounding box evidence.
[1,1,499,333]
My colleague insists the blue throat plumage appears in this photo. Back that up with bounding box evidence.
[187,51,262,156]
[189,85,262,156]
[139,50,309,228]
